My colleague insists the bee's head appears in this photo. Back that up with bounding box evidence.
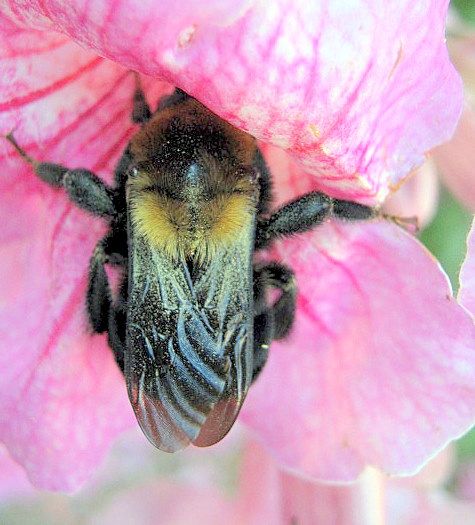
[127,95,261,262]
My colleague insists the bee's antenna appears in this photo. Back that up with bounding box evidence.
[4,131,38,168]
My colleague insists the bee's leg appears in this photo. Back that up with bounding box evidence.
[131,72,152,124]
[87,232,127,372]
[87,236,114,334]
[252,267,274,380]
[252,263,297,382]
[5,133,116,218]
[255,192,376,249]
[108,277,127,373]
[87,226,127,333]
[254,147,273,215]
[252,311,273,381]
[156,87,190,111]
[113,147,133,191]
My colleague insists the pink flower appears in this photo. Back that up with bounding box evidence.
[0,0,474,492]
[433,106,475,213]
[0,445,33,502]
[460,218,475,320]
[382,160,439,229]
[3,432,475,525]
[237,440,475,525]
[431,24,475,213]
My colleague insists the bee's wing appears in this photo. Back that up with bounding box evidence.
[193,321,251,447]
[191,237,255,447]
[126,304,232,452]
[126,234,254,452]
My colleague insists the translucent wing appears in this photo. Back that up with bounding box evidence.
[127,302,232,451]
[125,232,254,452]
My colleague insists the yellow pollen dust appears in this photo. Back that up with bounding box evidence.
[131,191,254,262]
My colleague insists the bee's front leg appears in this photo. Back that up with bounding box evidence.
[131,72,152,124]
[5,132,117,218]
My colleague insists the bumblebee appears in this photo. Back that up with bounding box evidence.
[5,76,377,451]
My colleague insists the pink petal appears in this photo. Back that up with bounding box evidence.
[88,483,236,525]
[237,439,386,525]
[459,218,475,315]
[82,429,243,524]
[234,439,282,524]
[0,26,168,491]
[240,440,475,525]
[0,186,134,492]
[432,106,475,212]
[0,3,467,492]
[388,488,475,525]
[397,446,455,490]
[0,445,33,501]
[1,0,462,201]
[241,221,475,481]
[382,161,439,229]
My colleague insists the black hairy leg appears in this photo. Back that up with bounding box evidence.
[107,276,128,373]
[87,237,112,334]
[252,263,297,382]
[87,228,127,332]
[113,76,155,190]
[131,72,152,124]
[156,87,190,111]
[87,230,127,371]
[113,147,134,194]
[255,191,376,249]
[253,147,273,216]
[5,133,117,218]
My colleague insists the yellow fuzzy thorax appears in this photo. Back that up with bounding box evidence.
[130,190,255,263]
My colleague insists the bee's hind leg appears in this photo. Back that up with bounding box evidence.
[252,312,273,382]
[107,277,127,374]
[87,231,127,372]
[88,238,112,334]
[252,263,297,382]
